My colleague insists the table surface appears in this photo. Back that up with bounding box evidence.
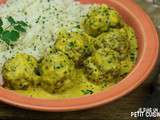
[0,1,160,120]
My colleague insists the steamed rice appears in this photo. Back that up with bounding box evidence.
[0,0,90,73]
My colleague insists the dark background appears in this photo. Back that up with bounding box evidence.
[0,0,160,120]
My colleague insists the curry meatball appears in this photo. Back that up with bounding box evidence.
[96,28,129,59]
[124,25,138,63]
[118,25,137,77]
[55,30,95,65]
[39,51,76,93]
[108,9,123,27]
[120,57,134,77]
[84,48,120,85]
[2,53,40,90]
[81,4,123,37]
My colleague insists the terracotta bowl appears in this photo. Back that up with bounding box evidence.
[0,0,159,112]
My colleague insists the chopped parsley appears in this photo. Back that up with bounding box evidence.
[0,19,3,26]
[54,64,64,69]
[68,42,75,48]
[0,16,29,45]
[81,89,94,95]
[1,30,20,44]
[7,16,16,25]
[35,16,41,23]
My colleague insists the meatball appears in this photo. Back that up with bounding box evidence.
[84,48,120,85]
[124,25,138,62]
[108,9,123,27]
[96,28,129,59]
[55,30,95,65]
[118,25,137,77]
[2,53,40,90]
[39,51,76,93]
[120,57,134,77]
[81,4,123,37]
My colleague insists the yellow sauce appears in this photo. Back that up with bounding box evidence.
[16,70,103,99]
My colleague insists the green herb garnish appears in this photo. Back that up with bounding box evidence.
[0,27,3,34]
[1,30,20,44]
[0,18,3,26]
[14,25,26,32]
[35,16,41,23]
[0,16,29,45]
[7,16,16,25]
[68,42,75,48]
[17,21,28,27]
[81,89,94,95]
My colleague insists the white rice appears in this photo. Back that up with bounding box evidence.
[0,0,90,73]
